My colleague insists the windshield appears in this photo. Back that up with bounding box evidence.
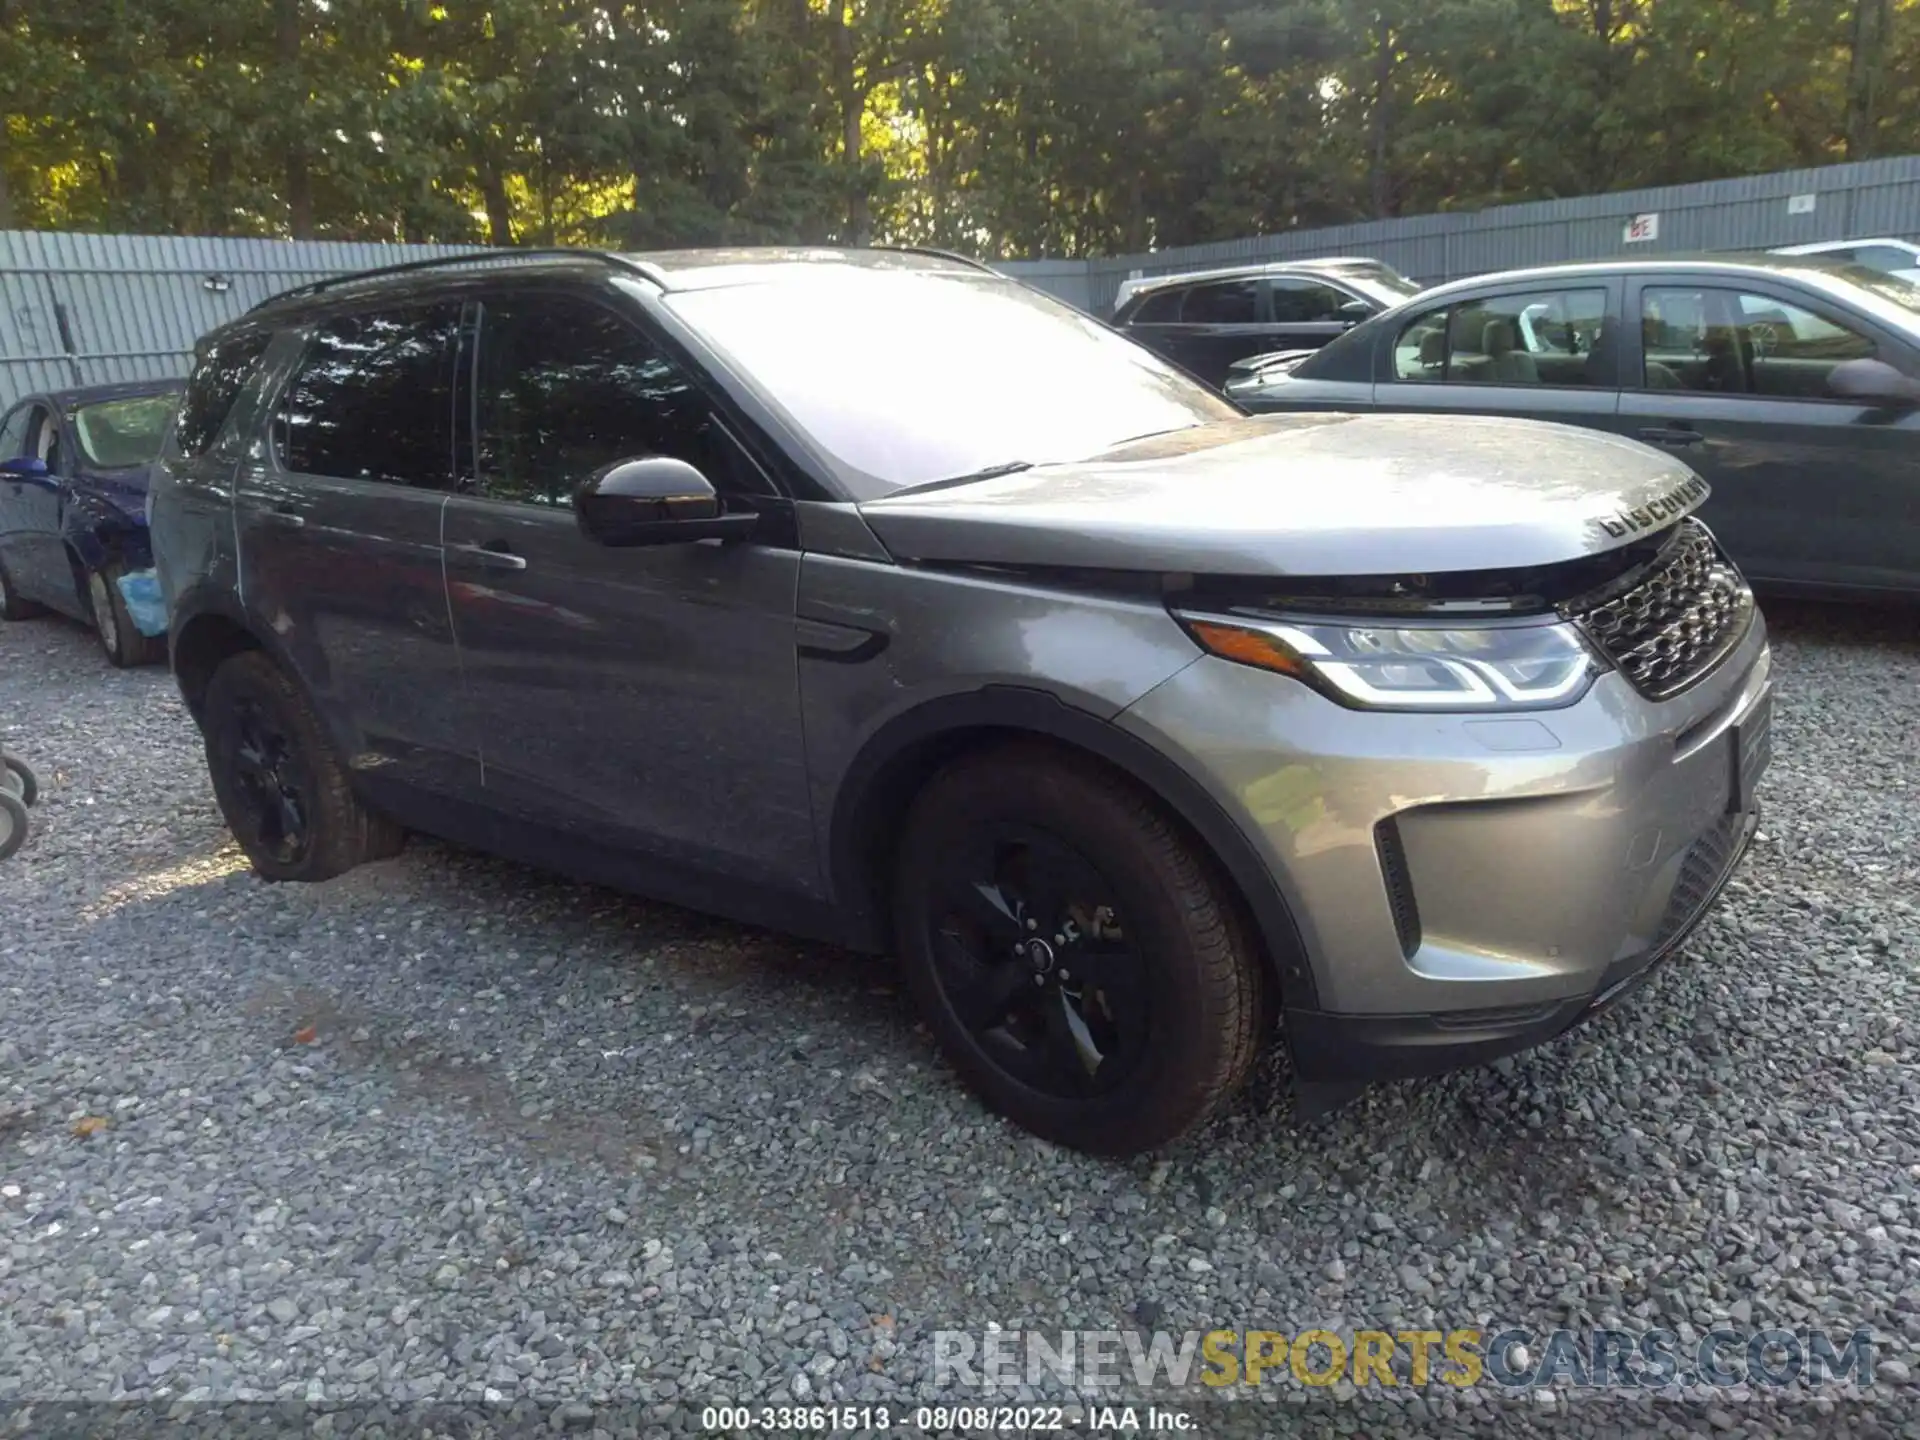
[73,393,178,468]
[664,269,1238,497]
[1337,268,1422,306]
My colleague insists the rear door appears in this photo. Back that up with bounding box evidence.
[1616,275,1920,592]
[1369,278,1623,432]
[237,300,480,794]
[441,282,817,890]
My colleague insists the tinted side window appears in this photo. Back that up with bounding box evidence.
[278,304,460,487]
[1269,279,1350,324]
[472,293,755,508]
[1850,245,1913,273]
[1129,288,1183,324]
[178,330,273,458]
[1181,280,1259,324]
[0,405,30,458]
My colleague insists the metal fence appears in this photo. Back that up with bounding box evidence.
[7,153,1920,407]
[0,231,482,408]
[1001,153,1920,313]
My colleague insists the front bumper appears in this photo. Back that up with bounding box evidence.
[1117,609,1773,1083]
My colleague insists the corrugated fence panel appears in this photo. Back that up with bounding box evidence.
[9,157,1920,387]
[0,231,485,407]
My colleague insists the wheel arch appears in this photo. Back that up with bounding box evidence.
[827,685,1319,1009]
[168,590,287,723]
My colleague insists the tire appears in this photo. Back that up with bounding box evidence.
[0,791,27,862]
[0,558,48,621]
[87,564,164,668]
[201,650,405,882]
[1,753,36,808]
[892,741,1267,1156]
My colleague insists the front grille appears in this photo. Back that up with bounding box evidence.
[1562,519,1753,701]
[1652,813,1745,951]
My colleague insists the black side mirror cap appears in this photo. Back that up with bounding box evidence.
[573,456,758,547]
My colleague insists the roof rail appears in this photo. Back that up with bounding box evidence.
[864,244,1000,274]
[248,247,655,312]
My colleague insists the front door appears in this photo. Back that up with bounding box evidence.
[235,300,479,793]
[1618,277,1920,592]
[441,284,817,893]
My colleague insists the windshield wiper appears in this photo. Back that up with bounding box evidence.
[887,460,1035,497]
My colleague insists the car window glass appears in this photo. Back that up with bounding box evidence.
[74,394,178,468]
[179,330,273,458]
[1181,280,1259,324]
[472,293,757,508]
[0,405,30,458]
[29,409,60,470]
[1850,245,1913,273]
[277,303,460,487]
[1392,288,1607,386]
[1130,288,1183,324]
[1640,287,1877,398]
[1269,278,1350,324]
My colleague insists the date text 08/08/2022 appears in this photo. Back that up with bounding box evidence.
[699,1403,1195,1432]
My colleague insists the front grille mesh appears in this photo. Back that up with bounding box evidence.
[1563,520,1752,701]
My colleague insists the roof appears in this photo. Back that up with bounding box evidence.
[1406,250,1872,300]
[1114,256,1404,300]
[1773,236,1919,255]
[241,245,996,322]
[14,378,184,413]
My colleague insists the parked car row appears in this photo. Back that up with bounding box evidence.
[4,242,1813,1158]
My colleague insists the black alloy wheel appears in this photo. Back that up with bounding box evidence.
[924,824,1151,1100]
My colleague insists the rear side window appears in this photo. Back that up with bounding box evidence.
[0,404,30,458]
[177,330,272,458]
[277,304,460,488]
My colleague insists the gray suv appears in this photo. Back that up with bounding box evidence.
[148,248,1773,1156]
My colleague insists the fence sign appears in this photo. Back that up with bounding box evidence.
[1623,213,1660,243]
[1788,193,1818,215]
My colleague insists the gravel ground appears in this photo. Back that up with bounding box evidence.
[2,600,1918,1439]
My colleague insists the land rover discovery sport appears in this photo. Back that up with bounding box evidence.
[148,247,1772,1156]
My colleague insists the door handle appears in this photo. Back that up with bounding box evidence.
[447,540,528,571]
[1637,425,1705,446]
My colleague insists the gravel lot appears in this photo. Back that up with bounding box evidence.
[2,601,1918,1438]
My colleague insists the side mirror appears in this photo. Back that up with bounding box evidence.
[1338,299,1374,321]
[1828,357,1920,406]
[573,456,758,548]
[0,455,50,481]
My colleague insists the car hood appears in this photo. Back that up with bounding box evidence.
[857,413,1710,576]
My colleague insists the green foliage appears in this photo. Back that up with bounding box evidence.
[1,0,1915,254]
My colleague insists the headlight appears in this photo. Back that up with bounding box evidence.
[1174,611,1603,712]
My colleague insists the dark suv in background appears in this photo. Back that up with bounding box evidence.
[1110,257,1422,386]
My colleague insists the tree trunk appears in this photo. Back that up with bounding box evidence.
[0,161,13,232]
[278,0,313,238]
[1844,0,1888,159]
[1368,14,1395,219]
[833,5,868,245]
[482,168,515,247]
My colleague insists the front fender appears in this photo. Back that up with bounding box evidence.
[60,490,152,573]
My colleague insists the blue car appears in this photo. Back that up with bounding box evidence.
[0,379,183,666]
